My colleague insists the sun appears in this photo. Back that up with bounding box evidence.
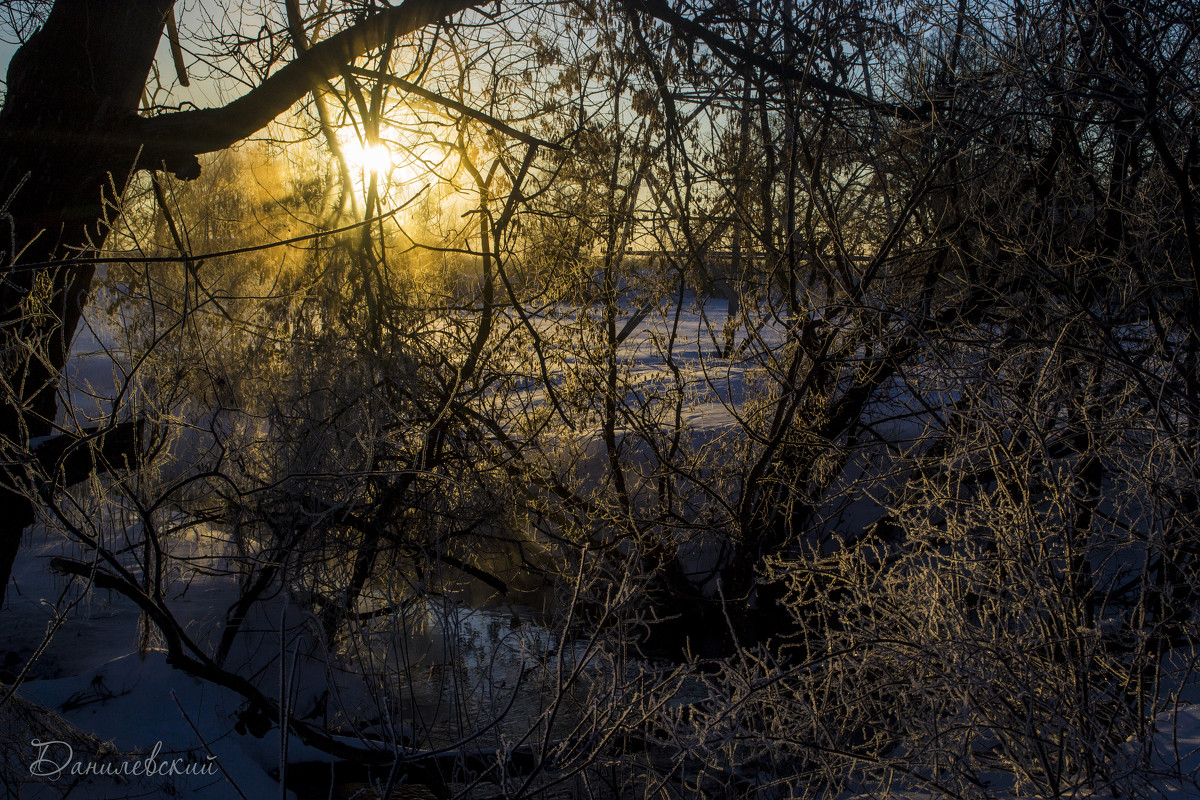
[332,123,446,199]
[337,130,394,177]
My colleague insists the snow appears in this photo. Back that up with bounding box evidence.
[2,521,576,798]
[2,525,320,799]
[7,290,1200,798]
[1124,703,1200,799]
[18,651,297,800]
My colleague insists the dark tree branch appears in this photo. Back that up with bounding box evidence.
[132,0,483,171]
[33,420,142,490]
[47,555,553,780]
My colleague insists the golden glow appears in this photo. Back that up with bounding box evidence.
[334,125,444,199]
[338,130,394,177]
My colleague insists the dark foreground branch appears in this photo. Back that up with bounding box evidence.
[47,556,555,785]
[133,0,482,171]
[33,421,142,489]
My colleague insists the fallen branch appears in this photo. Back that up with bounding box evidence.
[47,556,558,786]
[33,420,142,489]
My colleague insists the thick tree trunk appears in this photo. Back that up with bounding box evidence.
[0,1,173,605]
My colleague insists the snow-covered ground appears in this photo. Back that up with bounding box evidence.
[5,290,1200,799]
[5,525,323,799]
[4,522,577,799]
[4,290,763,798]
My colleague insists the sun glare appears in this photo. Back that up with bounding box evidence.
[338,131,394,176]
[333,123,449,200]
